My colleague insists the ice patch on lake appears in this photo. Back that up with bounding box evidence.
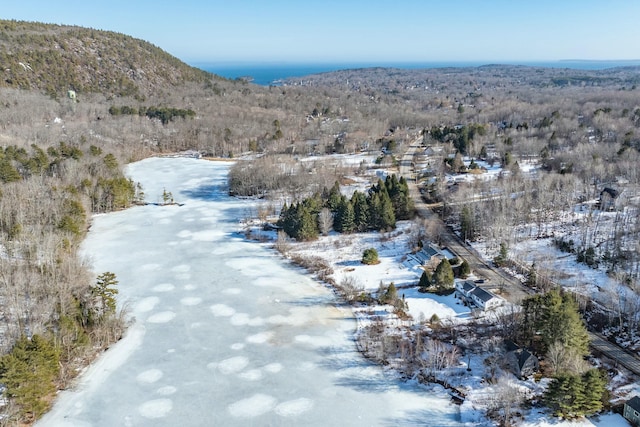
[230,313,264,326]
[212,246,241,256]
[263,363,283,373]
[252,276,278,287]
[274,398,313,417]
[136,369,163,384]
[172,264,191,272]
[180,297,202,306]
[214,356,249,374]
[239,369,262,381]
[295,334,333,348]
[191,229,224,241]
[297,361,316,371]
[147,311,176,323]
[138,398,172,418]
[268,308,310,326]
[153,283,175,292]
[135,297,159,314]
[156,386,177,396]
[210,304,236,317]
[246,331,273,344]
[228,394,277,418]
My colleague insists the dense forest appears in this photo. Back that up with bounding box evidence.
[1,18,640,423]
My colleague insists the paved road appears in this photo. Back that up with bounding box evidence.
[399,140,640,376]
[399,142,530,303]
[589,333,640,374]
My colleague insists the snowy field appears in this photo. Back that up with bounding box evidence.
[36,157,463,427]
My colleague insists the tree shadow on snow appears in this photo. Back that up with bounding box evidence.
[381,408,461,427]
[315,347,394,393]
[180,184,228,201]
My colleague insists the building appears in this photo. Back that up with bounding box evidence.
[504,341,539,379]
[599,187,626,211]
[455,280,503,311]
[624,396,640,426]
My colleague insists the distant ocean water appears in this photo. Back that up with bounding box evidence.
[194,60,640,86]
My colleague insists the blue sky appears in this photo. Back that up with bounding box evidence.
[3,1,639,65]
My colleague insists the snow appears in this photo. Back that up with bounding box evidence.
[36,157,462,427]
[34,157,627,427]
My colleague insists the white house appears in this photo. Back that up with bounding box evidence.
[455,280,503,311]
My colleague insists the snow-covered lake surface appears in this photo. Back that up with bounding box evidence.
[37,157,462,426]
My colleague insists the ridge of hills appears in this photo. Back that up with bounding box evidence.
[0,19,218,99]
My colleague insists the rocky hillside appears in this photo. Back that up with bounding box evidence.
[0,19,216,99]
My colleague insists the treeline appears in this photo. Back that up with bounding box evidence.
[427,123,486,155]
[0,136,137,421]
[0,19,212,97]
[516,289,607,418]
[108,105,196,125]
[277,174,414,241]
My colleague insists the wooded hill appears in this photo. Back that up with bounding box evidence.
[0,19,214,98]
[2,17,640,424]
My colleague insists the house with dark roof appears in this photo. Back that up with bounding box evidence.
[455,280,503,311]
[504,341,539,379]
[624,396,640,426]
[599,187,626,211]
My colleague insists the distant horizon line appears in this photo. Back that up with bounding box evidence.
[191,59,640,67]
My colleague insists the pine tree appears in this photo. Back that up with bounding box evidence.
[418,270,432,291]
[296,204,318,241]
[337,198,355,233]
[459,260,471,278]
[352,191,369,232]
[362,248,379,265]
[494,241,509,266]
[327,181,342,212]
[379,190,396,230]
[433,258,454,290]
[93,272,119,315]
[581,369,606,415]
[379,282,397,304]
[0,335,60,419]
[521,289,590,356]
[368,192,382,230]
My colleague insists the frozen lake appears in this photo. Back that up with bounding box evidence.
[37,157,462,426]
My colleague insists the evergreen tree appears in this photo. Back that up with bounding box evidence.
[521,289,590,355]
[362,248,379,265]
[418,270,432,291]
[544,369,606,418]
[295,204,319,241]
[368,192,382,230]
[459,260,471,278]
[433,258,454,290]
[0,335,60,419]
[327,181,342,212]
[0,158,22,183]
[379,190,396,230]
[352,191,369,232]
[93,272,119,316]
[494,241,509,266]
[581,369,606,414]
[337,198,355,233]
